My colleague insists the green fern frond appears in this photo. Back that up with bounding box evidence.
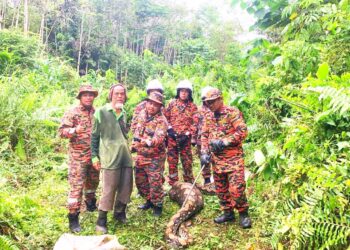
[308,86,350,115]
[0,236,19,250]
[315,218,350,250]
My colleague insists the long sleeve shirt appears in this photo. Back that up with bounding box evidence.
[91,103,133,169]
[201,105,248,173]
[163,99,198,138]
[133,109,168,160]
[58,104,94,162]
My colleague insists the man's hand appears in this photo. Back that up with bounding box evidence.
[167,128,177,140]
[210,139,225,153]
[200,154,211,165]
[92,161,101,171]
[75,124,84,134]
[191,138,197,147]
[142,139,152,147]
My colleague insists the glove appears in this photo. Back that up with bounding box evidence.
[210,139,225,153]
[200,154,211,165]
[133,137,141,142]
[167,128,177,140]
[177,134,189,147]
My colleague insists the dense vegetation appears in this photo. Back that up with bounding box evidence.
[0,0,349,249]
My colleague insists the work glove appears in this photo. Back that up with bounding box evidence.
[200,154,211,165]
[177,134,189,147]
[210,139,225,153]
[167,127,177,140]
[133,137,141,142]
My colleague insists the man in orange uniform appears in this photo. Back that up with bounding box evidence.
[133,92,168,216]
[201,88,252,229]
[164,80,198,186]
[130,79,164,134]
[59,85,99,233]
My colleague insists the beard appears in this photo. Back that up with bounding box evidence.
[114,102,124,110]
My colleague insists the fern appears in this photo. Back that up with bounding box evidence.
[277,184,350,250]
[308,86,350,116]
[314,217,350,250]
[0,236,19,250]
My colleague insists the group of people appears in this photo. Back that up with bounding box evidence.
[59,79,252,235]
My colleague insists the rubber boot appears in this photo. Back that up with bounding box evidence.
[114,202,127,224]
[85,198,97,212]
[153,205,162,217]
[96,210,107,234]
[214,210,235,224]
[138,200,153,210]
[239,210,252,229]
[68,212,81,233]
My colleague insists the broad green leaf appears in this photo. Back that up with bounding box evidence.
[265,141,278,157]
[337,141,350,151]
[254,150,266,166]
[316,63,329,80]
[15,134,27,161]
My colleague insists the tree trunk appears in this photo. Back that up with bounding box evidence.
[39,13,45,42]
[77,13,84,73]
[0,0,6,30]
[23,0,28,35]
[124,68,128,84]
[15,4,20,28]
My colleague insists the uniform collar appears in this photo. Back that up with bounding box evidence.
[214,105,228,115]
[79,103,94,112]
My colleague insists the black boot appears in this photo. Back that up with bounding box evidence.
[239,210,252,229]
[138,200,153,210]
[114,202,127,224]
[204,178,211,185]
[85,198,97,212]
[214,210,235,224]
[153,205,162,217]
[96,210,107,234]
[68,212,81,233]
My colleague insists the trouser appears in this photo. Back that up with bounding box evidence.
[68,160,99,213]
[135,156,165,206]
[98,168,133,212]
[213,167,249,213]
[197,143,211,180]
[167,137,194,185]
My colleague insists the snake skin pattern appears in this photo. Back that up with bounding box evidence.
[165,182,204,248]
[195,182,216,195]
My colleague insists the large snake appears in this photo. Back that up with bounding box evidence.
[165,182,206,248]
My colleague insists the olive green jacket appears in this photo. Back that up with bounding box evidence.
[91,103,133,169]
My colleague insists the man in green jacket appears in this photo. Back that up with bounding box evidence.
[91,83,133,234]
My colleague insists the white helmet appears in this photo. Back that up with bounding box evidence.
[201,86,215,100]
[176,80,193,92]
[146,79,163,93]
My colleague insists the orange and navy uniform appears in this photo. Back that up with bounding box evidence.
[59,104,99,213]
[164,99,198,185]
[201,105,249,212]
[133,109,167,206]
